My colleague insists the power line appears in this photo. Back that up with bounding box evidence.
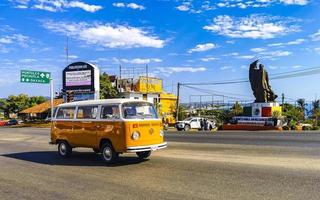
[180,66,320,86]
[184,85,253,101]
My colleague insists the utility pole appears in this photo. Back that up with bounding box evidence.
[146,64,149,94]
[65,36,69,65]
[176,82,180,121]
[282,93,285,105]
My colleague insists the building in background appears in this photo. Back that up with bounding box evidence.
[20,99,64,120]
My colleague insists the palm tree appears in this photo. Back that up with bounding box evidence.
[312,100,320,126]
[297,98,306,119]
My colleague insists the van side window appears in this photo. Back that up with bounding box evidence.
[101,105,120,119]
[56,107,75,119]
[77,106,98,119]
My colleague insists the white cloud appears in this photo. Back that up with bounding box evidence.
[280,0,308,5]
[43,21,165,49]
[0,33,30,53]
[250,48,266,53]
[19,58,37,63]
[188,43,216,53]
[114,58,162,64]
[156,67,206,75]
[113,2,145,10]
[287,38,306,45]
[176,3,190,11]
[127,3,145,10]
[269,66,279,70]
[310,30,320,41]
[204,15,299,39]
[68,55,78,59]
[240,65,248,69]
[292,65,302,68]
[268,38,306,47]
[11,0,102,12]
[200,57,219,62]
[315,48,320,54]
[220,66,232,70]
[259,50,292,59]
[112,3,125,8]
[215,0,309,9]
[67,1,102,12]
[236,55,255,59]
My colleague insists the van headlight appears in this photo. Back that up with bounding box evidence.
[160,130,164,137]
[131,131,140,140]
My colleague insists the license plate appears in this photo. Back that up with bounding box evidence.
[151,146,158,151]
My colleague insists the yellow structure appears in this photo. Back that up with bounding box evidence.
[134,76,163,93]
[271,106,282,116]
[158,93,177,125]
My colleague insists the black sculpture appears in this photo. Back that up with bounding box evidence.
[249,60,277,103]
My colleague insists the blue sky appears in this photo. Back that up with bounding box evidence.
[1,0,320,103]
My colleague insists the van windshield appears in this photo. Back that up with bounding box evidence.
[122,102,158,119]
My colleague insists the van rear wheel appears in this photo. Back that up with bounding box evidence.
[58,141,72,157]
[100,142,118,164]
[136,151,151,159]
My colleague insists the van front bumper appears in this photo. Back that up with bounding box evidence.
[126,142,167,153]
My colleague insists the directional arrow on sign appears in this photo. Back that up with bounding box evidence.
[40,73,45,78]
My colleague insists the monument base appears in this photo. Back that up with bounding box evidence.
[250,102,281,117]
[224,102,282,130]
[222,124,282,131]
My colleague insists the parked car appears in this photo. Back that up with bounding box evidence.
[175,117,215,131]
[301,123,312,130]
[5,119,19,126]
[0,120,6,126]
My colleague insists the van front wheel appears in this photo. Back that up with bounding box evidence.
[58,141,72,157]
[100,142,118,164]
[136,151,151,159]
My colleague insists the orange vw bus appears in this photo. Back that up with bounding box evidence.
[50,99,167,164]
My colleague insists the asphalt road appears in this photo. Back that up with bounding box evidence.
[1,128,320,200]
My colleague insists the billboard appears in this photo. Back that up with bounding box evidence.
[63,62,100,102]
[65,70,91,86]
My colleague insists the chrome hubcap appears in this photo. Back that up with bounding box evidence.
[103,147,112,161]
[60,143,67,155]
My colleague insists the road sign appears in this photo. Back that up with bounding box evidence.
[20,70,51,84]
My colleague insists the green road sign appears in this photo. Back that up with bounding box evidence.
[20,70,51,84]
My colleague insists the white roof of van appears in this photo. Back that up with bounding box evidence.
[58,98,149,107]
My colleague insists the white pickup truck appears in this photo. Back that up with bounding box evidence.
[175,117,215,131]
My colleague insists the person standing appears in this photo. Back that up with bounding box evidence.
[200,118,204,131]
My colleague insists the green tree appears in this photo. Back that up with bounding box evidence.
[282,103,304,124]
[312,100,320,126]
[297,98,306,119]
[230,101,243,117]
[100,73,118,99]
[29,96,46,107]
[0,94,47,118]
[0,98,10,118]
